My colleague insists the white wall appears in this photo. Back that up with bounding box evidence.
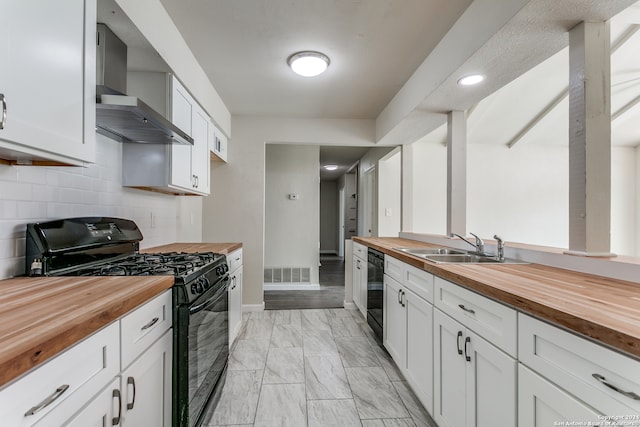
[320,181,338,254]
[0,134,195,279]
[202,115,376,306]
[637,146,640,256]
[358,147,396,236]
[265,145,320,284]
[377,148,402,237]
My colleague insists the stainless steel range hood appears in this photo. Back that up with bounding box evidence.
[95,24,193,145]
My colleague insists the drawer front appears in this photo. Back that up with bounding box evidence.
[121,290,172,369]
[0,322,119,426]
[519,313,640,416]
[384,255,405,284]
[227,248,243,273]
[353,241,367,258]
[434,276,517,356]
[404,264,434,304]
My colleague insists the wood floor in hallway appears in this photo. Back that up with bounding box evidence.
[264,256,346,310]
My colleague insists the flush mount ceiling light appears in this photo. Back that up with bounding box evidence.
[288,51,330,77]
[457,74,484,86]
[323,164,338,171]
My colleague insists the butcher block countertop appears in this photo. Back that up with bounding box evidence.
[142,242,242,255]
[355,237,640,359]
[0,276,173,387]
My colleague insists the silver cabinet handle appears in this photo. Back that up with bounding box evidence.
[25,384,69,416]
[356,259,360,270]
[456,331,463,355]
[458,304,476,315]
[112,389,122,425]
[397,288,402,305]
[400,290,406,307]
[0,94,6,129]
[141,317,159,330]
[592,373,640,400]
[126,377,136,410]
[464,336,471,362]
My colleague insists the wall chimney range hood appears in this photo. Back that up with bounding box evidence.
[95,24,193,146]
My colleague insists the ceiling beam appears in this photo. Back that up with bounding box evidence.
[612,94,640,121]
[506,89,568,148]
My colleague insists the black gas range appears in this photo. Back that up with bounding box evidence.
[25,217,229,427]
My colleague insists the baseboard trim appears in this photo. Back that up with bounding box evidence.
[343,301,356,310]
[264,283,321,291]
[242,302,265,312]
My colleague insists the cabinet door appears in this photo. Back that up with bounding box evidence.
[121,331,172,427]
[352,256,362,311]
[433,309,466,427]
[466,330,516,427]
[359,257,368,316]
[0,0,95,165]
[61,378,120,427]
[191,106,210,194]
[405,288,434,414]
[519,365,602,427]
[229,268,243,347]
[383,274,405,366]
[171,78,193,190]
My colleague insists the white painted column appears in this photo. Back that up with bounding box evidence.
[567,22,614,256]
[401,143,413,232]
[446,111,467,236]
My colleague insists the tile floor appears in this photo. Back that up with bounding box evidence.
[202,308,437,427]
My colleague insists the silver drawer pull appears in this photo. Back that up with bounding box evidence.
[458,304,476,315]
[592,373,640,400]
[113,389,122,425]
[126,376,137,410]
[0,93,6,129]
[24,384,69,416]
[141,317,159,330]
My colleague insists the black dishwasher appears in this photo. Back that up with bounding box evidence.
[367,248,384,341]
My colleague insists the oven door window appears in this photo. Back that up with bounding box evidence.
[188,279,229,425]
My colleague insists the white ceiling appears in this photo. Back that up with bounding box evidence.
[100,0,640,152]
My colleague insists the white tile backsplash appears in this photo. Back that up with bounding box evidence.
[0,134,187,279]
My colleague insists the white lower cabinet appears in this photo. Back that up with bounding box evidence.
[383,256,434,414]
[519,364,601,427]
[228,249,244,347]
[433,308,516,427]
[0,290,173,426]
[352,248,367,316]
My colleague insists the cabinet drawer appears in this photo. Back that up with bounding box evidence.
[121,290,172,369]
[404,264,434,304]
[353,241,367,258]
[384,255,404,284]
[227,248,243,273]
[434,276,516,356]
[519,313,640,416]
[0,322,119,426]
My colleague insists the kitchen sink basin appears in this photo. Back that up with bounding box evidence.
[394,247,466,256]
[423,254,528,264]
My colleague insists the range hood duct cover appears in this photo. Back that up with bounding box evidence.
[95,24,193,146]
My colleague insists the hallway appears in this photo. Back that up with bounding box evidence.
[264,256,345,310]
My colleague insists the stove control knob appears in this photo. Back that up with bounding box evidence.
[196,282,204,294]
[224,264,229,273]
[191,284,197,294]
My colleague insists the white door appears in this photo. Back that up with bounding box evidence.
[363,167,377,236]
[191,107,210,194]
[229,269,243,346]
[121,332,172,427]
[338,188,345,257]
[62,378,120,427]
[405,289,434,414]
[171,78,193,190]
[467,330,517,427]
[519,364,602,427]
[352,255,362,310]
[434,309,467,427]
[383,275,405,366]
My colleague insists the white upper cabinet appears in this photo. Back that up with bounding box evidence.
[209,122,228,163]
[0,0,96,166]
[122,74,211,195]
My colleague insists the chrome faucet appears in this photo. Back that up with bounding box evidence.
[494,235,504,260]
[450,232,486,255]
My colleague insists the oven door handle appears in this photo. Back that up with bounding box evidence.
[189,277,229,315]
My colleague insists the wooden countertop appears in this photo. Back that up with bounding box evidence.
[0,276,173,387]
[142,242,242,255]
[355,237,640,359]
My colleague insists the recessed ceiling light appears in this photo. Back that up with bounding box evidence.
[457,74,484,86]
[323,164,338,171]
[288,51,330,77]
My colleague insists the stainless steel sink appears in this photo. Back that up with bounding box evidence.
[423,254,528,264]
[394,247,466,256]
